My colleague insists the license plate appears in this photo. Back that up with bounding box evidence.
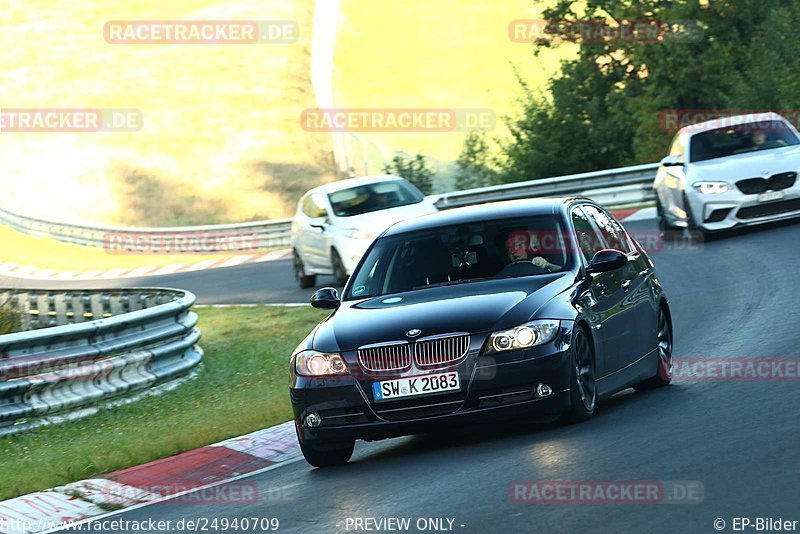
[758,190,785,202]
[372,372,460,402]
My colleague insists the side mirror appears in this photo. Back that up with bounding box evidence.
[660,154,683,167]
[586,249,628,275]
[311,287,340,309]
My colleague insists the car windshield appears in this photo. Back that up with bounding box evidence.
[328,180,424,217]
[689,121,800,162]
[345,216,570,300]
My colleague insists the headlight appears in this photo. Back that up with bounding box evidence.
[485,320,560,354]
[343,228,374,239]
[693,181,729,194]
[294,350,349,376]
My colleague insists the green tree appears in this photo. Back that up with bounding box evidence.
[492,0,800,181]
[454,131,499,190]
[382,153,435,195]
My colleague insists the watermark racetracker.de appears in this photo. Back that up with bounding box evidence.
[301,108,495,132]
[509,480,704,504]
[672,358,800,382]
[0,108,142,132]
[103,231,268,255]
[660,109,800,133]
[103,20,298,44]
[509,19,704,43]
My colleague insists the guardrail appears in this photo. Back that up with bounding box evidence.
[0,288,202,435]
[0,207,293,249]
[0,162,659,251]
[431,162,659,209]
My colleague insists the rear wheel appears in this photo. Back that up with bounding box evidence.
[298,435,355,468]
[294,252,316,289]
[332,249,348,287]
[560,326,596,423]
[634,306,673,391]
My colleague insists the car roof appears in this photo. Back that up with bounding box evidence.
[383,197,584,236]
[679,111,788,135]
[305,174,406,195]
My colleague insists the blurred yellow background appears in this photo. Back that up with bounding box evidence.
[0,0,569,227]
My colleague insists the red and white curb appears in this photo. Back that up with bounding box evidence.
[0,249,293,282]
[0,421,301,534]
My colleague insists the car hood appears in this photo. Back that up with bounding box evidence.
[333,200,437,235]
[311,273,575,352]
[689,146,800,181]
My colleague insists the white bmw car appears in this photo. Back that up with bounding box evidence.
[654,112,800,233]
[291,175,438,288]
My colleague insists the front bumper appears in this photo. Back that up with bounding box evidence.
[290,329,574,445]
[685,186,800,232]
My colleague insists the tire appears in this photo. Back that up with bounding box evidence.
[560,326,596,423]
[634,305,673,391]
[298,437,355,468]
[294,251,316,289]
[331,249,348,287]
[656,196,675,232]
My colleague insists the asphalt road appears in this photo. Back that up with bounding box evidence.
[56,217,800,533]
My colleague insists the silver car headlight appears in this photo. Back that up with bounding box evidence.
[294,350,349,376]
[693,181,729,194]
[485,320,560,354]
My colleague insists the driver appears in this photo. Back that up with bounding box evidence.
[751,128,768,149]
[504,231,561,273]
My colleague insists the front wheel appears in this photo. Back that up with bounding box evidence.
[634,306,673,391]
[294,252,316,289]
[656,196,675,232]
[331,249,348,287]
[560,326,596,423]
[298,437,355,468]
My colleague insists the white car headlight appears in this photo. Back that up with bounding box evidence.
[693,181,729,194]
[294,350,349,376]
[485,320,560,354]
[343,228,374,240]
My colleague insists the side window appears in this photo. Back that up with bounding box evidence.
[669,134,685,161]
[308,194,329,219]
[584,206,632,253]
[300,196,314,217]
[570,207,606,263]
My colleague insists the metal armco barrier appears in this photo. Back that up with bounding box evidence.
[0,162,659,250]
[430,162,659,209]
[0,288,202,434]
[0,207,293,249]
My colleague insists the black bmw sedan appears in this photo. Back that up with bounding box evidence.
[290,198,673,467]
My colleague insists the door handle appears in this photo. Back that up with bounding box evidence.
[621,280,632,290]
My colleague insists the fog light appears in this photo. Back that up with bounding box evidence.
[536,384,553,398]
[304,413,322,428]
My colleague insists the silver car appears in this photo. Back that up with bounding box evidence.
[291,175,438,288]
[654,112,800,234]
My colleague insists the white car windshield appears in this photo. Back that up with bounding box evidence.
[328,181,424,217]
[690,121,800,162]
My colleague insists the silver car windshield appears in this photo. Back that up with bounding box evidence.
[690,121,800,162]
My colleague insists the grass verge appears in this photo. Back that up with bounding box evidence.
[0,305,327,501]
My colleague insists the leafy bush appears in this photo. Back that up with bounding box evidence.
[382,153,435,195]
[455,131,500,190]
